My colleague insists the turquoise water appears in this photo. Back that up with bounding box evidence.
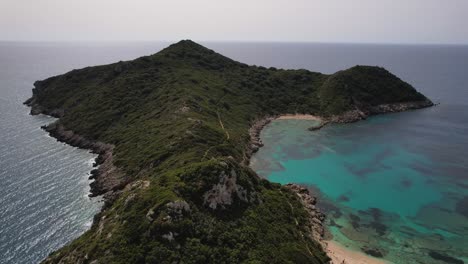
[251,111,468,263]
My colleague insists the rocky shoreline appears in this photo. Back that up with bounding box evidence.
[329,99,434,124]
[24,99,127,204]
[246,100,434,157]
[311,99,434,131]
[26,93,433,263]
[285,184,326,242]
[246,100,434,263]
[243,116,276,165]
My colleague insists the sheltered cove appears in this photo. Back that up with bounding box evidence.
[247,102,433,263]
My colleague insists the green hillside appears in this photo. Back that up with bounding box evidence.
[26,40,431,264]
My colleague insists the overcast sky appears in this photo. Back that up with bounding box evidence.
[1,0,467,44]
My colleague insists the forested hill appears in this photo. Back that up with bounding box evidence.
[26,40,431,264]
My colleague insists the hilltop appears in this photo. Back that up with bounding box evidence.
[25,40,432,264]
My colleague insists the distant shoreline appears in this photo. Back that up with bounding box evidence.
[276,114,323,121]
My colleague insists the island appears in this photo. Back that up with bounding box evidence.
[25,40,432,264]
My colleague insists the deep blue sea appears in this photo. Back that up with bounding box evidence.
[0,42,467,263]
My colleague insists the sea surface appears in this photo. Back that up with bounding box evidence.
[0,42,467,263]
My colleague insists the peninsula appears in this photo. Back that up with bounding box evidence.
[25,40,432,263]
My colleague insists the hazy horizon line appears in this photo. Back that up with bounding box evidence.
[1,39,467,46]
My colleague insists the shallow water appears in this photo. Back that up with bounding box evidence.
[251,107,468,263]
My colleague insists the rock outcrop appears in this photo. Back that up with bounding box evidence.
[243,117,275,165]
[203,168,254,210]
[166,200,191,220]
[285,184,326,241]
[330,99,434,123]
[306,100,434,131]
[40,122,127,199]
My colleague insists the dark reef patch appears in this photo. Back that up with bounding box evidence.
[329,219,343,228]
[361,246,385,258]
[344,163,378,179]
[428,251,464,264]
[338,194,350,202]
[429,205,452,214]
[369,207,382,221]
[319,199,343,218]
[400,178,413,188]
[410,161,437,176]
[349,213,361,229]
[369,221,387,236]
[282,146,308,160]
[332,209,343,219]
[455,196,468,218]
[359,207,383,220]
[373,148,393,164]
[356,208,387,236]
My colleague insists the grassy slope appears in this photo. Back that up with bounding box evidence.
[29,40,429,264]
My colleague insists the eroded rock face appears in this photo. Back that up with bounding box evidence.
[285,183,325,241]
[203,169,252,210]
[41,122,127,198]
[146,209,155,222]
[146,200,191,224]
[166,200,191,220]
[162,232,175,241]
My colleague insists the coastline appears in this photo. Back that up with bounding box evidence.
[285,183,388,264]
[247,100,434,263]
[17,41,440,263]
[244,114,324,165]
[24,98,127,206]
[276,114,322,121]
[243,116,276,165]
[325,241,389,264]
[25,94,432,263]
[41,122,127,200]
[247,100,434,160]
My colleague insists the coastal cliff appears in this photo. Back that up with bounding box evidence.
[25,40,432,264]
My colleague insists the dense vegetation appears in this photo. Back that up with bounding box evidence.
[27,40,430,264]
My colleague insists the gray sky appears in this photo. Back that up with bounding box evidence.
[1,0,467,44]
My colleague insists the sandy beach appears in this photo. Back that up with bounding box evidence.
[276,114,323,121]
[325,241,389,264]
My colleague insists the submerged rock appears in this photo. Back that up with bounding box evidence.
[428,251,464,264]
[361,246,385,258]
[455,196,468,218]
